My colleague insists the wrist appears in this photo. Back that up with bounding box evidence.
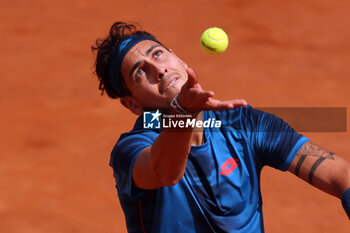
[170,94,198,116]
[341,187,350,220]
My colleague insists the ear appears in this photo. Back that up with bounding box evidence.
[120,96,143,116]
[169,49,188,69]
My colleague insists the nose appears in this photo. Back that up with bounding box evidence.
[157,67,167,80]
[147,60,167,81]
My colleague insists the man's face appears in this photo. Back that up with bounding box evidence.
[120,40,188,109]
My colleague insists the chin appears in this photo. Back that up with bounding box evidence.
[167,89,181,99]
[171,82,184,94]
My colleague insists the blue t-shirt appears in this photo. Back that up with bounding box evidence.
[110,106,309,233]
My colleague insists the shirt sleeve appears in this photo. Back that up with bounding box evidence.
[240,106,309,171]
[110,131,158,201]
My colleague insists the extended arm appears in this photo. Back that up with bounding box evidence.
[288,140,350,218]
[132,68,247,189]
[289,140,350,197]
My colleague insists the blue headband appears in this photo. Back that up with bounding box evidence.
[107,35,160,97]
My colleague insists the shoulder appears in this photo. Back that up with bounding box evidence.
[117,115,160,145]
[110,117,160,167]
[116,129,158,150]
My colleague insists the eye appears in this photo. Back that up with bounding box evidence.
[135,68,144,80]
[153,50,162,59]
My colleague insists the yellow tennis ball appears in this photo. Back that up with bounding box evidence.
[200,27,229,55]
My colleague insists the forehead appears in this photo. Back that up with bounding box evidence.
[121,40,161,69]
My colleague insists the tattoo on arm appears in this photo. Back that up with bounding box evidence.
[295,154,307,177]
[299,141,335,160]
[308,157,326,185]
[294,141,335,185]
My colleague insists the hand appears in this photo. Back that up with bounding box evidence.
[176,68,247,113]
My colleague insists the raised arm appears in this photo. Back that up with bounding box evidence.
[288,140,350,218]
[132,68,247,190]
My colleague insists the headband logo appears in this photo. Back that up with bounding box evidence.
[119,38,133,51]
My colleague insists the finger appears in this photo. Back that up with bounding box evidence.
[205,99,233,109]
[204,99,248,110]
[226,99,248,108]
[220,100,247,109]
[197,91,215,100]
[186,68,199,87]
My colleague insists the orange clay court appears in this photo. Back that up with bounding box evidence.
[0,0,349,232]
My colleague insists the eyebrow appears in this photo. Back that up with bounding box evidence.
[129,44,162,78]
[129,61,142,78]
[146,44,161,56]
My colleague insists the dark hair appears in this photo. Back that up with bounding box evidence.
[91,22,157,99]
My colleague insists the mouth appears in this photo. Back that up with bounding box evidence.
[164,77,178,93]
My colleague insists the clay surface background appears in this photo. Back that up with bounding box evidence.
[1,0,349,232]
